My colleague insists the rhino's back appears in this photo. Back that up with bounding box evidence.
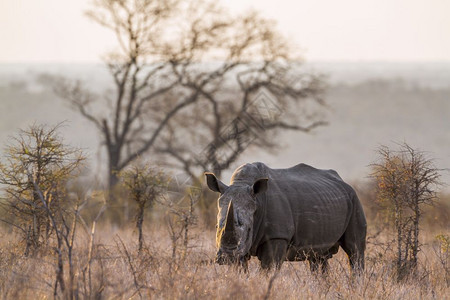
[256,163,354,255]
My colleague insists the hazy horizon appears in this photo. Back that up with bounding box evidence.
[1,62,449,190]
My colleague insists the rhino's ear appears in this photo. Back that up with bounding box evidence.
[204,172,228,194]
[252,178,268,196]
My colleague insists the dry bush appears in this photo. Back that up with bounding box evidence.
[120,164,167,253]
[370,143,441,280]
[0,123,85,255]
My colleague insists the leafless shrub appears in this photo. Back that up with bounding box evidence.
[162,189,199,262]
[120,164,167,253]
[0,124,115,299]
[370,142,441,280]
[29,177,77,297]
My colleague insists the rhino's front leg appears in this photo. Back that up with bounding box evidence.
[257,239,288,270]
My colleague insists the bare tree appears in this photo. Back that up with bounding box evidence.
[371,143,441,280]
[156,62,326,180]
[0,124,92,298]
[152,6,326,179]
[54,0,180,188]
[53,0,325,190]
[0,124,85,255]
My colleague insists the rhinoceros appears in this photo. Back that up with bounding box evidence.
[205,162,367,271]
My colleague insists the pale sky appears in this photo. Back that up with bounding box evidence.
[1,0,449,63]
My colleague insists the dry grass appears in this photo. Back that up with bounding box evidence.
[0,223,448,300]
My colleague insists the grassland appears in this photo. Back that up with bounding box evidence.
[0,218,448,299]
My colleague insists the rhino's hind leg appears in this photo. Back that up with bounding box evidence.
[339,228,366,272]
[340,194,367,272]
[308,256,329,274]
[257,239,288,270]
[340,243,364,272]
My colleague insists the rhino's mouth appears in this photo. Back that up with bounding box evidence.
[215,250,250,266]
[216,229,252,265]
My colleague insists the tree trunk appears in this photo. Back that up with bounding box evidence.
[108,170,119,191]
[107,146,121,190]
[54,246,66,297]
[395,203,403,277]
[412,198,420,268]
[137,203,144,253]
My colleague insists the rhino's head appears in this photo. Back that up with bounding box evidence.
[205,172,268,265]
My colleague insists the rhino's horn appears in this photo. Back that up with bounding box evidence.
[222,201,237,244]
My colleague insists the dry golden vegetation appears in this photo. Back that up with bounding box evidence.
[0,197,449,299]
[0,125,448,299]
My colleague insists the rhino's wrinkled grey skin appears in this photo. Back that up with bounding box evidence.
[205,162,367,271]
